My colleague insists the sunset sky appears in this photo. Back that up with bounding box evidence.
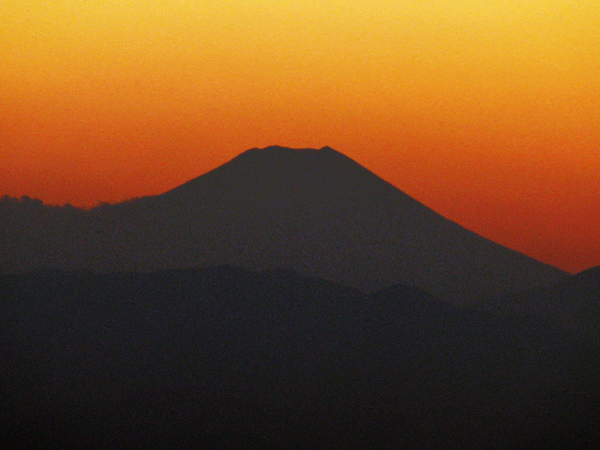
[1,1,599,273]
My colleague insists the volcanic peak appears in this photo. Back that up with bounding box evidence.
[236,145,344,162]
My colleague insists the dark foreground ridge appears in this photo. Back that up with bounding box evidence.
[482,265,600,341]
[2,268,599,449]
[0,145,567,303]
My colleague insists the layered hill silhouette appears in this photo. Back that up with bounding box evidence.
[483,265,600,341]
[2,267,599,449]
[0,146,567,302]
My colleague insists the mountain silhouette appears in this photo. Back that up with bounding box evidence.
[2,268,599,449]
[483,265,600,340]
[0,145,566,302]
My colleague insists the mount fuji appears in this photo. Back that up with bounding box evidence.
[0,146,566,302]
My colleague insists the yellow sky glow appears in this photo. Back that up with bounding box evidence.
[1,1,599,271]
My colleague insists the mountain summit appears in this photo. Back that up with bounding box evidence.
[1,146,566,302]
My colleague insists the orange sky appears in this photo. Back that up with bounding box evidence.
[2,1,599,273]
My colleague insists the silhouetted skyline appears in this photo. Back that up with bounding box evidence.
[3,3,600,447]
[1,146,567,303]
[3,2,599,273]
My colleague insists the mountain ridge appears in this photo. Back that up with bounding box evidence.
[2,266,599,449]
[0,145,567,302]
[482,265,600,340]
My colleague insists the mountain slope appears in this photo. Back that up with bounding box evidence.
[483,266,600,340]
[0,146,566,302]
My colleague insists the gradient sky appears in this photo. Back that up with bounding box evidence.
[2,1,599,273]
